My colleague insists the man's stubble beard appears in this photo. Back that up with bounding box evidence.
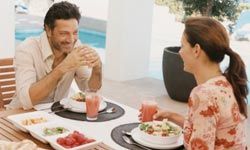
[51,39,76,54]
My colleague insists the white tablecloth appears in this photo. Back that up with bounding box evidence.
[35,97,140,150]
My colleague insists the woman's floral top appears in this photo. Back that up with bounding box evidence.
[183,76,247,150]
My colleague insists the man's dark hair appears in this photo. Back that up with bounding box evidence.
[44,1,81,29]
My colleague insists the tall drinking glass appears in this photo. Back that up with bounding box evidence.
[85,90,100,120]
[141,99,157,122]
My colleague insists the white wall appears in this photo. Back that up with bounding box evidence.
[28,0,52,17]
[104,0,154,81]
[54,0,109,20]
[0,1,15,58]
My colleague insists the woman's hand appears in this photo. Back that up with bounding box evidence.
[153,108,172,121]
[139,107,185,127]
[155,109,185,127]
[138,108,143,121]
[138,107,172,122]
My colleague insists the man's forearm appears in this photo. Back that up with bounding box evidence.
[29,68,64,105]
[88,64,102,91]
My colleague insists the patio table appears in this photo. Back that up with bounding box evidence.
[0,98,141,150]
[0,98,184,150]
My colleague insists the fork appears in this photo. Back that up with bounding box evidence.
[122,135,152,150]
[122,130,132,136]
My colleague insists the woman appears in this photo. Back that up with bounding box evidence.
[152,17,248,149]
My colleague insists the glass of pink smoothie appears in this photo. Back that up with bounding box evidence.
[85,90,100,120]
[141,100,157,122]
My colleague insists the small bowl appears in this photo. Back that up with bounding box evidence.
[68,92,86,110]
[138,120,182,145]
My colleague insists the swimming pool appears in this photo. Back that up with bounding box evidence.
[15,28,106,49]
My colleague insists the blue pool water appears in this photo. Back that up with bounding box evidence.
[15,28,106,49]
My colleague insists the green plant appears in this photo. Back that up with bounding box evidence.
[155,0,243,22]
[183,0,240,21]
[155,0,185,22]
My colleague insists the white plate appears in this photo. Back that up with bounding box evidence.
[28,121,73,144]
[60,98,107,113]
[131,127,183,150]
[49,131,102,150]
[7,111,56,132]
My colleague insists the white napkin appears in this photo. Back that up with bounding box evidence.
[33,103,53,111]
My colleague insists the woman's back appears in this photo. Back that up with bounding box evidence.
[184,75,246,150]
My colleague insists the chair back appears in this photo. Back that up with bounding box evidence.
[0,58,15,108]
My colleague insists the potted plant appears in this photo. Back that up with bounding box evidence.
[162,46,197,102]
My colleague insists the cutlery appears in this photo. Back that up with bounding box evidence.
[122,130,132,136]
[122,135,152,150]
[99,107,116,115]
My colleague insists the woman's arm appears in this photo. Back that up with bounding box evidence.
[153,109,185,127]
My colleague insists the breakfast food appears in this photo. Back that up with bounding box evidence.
[43,127,69,136]
[139,119,181,137]
[21,117,47,126]
[56,131,95,149]
[71,92,85,102]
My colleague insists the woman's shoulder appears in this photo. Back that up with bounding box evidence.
[189,76,236,110]
[191,76,232,97]
[190,83,216,100]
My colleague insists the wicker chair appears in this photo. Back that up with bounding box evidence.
[0,58,15,109]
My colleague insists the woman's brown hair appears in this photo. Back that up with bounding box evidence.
[184,17,248,118]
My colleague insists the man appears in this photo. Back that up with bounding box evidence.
[7,1,102,110]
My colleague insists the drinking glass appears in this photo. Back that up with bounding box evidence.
[140,96,157,122]
[85,90,100,120]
